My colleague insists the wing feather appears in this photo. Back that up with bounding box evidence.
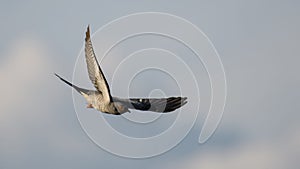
[85,26,112,103]
[113,97,187,113]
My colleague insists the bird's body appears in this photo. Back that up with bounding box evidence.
[55,26,187,115]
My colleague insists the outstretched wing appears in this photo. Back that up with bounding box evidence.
[113,97,187,113]
[85,26,112,103]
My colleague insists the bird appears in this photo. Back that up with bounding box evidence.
[55,26,187,115]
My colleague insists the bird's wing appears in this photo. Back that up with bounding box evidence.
[113,97,187,113]
[85,26,112,103]
[54,73,91,95]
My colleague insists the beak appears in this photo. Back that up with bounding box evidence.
[128,109,131,113]
[86,104,93,108]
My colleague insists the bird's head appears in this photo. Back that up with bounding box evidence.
[113,102,130,114]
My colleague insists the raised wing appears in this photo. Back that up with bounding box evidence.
[113,97,187,113]
[85,26,112,103]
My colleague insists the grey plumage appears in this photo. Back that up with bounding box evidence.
[84,27,112,104]
[55,26,187,115]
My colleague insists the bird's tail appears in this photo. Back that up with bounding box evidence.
[54,73,89,95]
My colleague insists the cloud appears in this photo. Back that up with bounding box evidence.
[0,37,52,153]
[0,37,54,120]
[0,37,90,168]
[161,129,300,169]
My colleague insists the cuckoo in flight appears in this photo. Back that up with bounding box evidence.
[55,26,187,115]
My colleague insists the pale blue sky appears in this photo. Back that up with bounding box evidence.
[0,0,299,169]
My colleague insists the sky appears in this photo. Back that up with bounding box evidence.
[0,0,300,169]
